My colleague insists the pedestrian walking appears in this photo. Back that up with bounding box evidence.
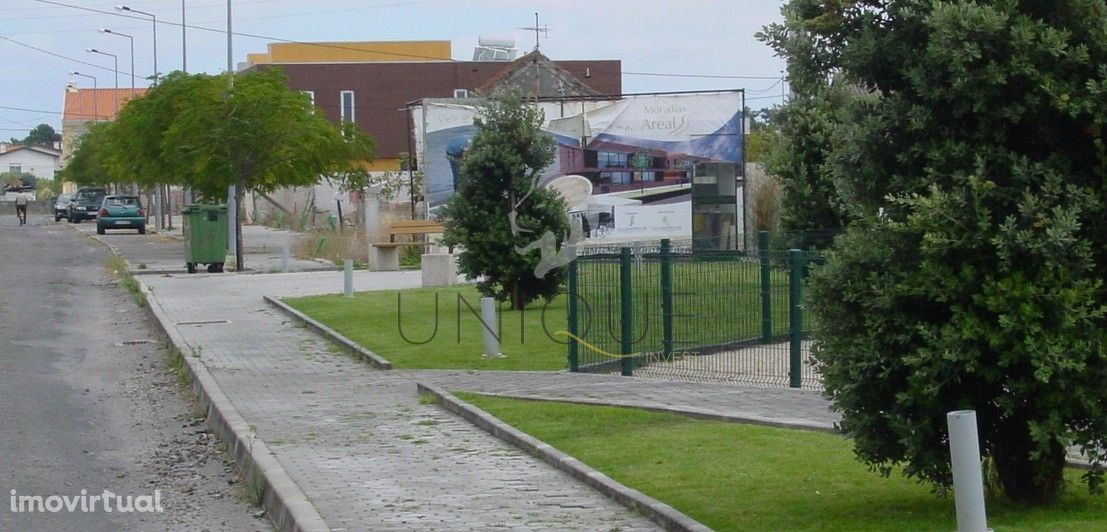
[15,192,28,226]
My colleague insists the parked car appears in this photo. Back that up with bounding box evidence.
[53,194,72,222]
[68,187,107,223]
[96,195,146,235]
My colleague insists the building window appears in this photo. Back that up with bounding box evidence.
[340,90,355,122]
[9,164,20,174]
[453,89,469,98]
[302,91,315,106]
[601,171,631,185]
[597,151,628,169]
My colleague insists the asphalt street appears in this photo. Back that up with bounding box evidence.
[0,213,262,531]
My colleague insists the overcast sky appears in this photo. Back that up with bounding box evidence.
[0,0,787,137]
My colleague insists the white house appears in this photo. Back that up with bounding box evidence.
[0,143,62,180]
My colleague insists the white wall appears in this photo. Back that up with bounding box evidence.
[0,148,61,180]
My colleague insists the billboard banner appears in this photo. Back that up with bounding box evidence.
[417,91,743,207]
[612,202,692,238]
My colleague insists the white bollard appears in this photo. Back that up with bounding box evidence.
[281,241,290,273]
[480,297,501,357]
[343,259,354,297]
[947,410,989,532]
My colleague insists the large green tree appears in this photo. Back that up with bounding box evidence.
[22,123,60,147]
[440,93,568,310]
[68,68,373,269]
[758,5,853,234]
[767,0,1107,504]
[58,121,118,187]
[162,68,372,268]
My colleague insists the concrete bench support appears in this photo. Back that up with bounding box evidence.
[371,245,400,271]
[421,253,457,287]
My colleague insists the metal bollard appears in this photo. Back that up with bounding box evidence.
[480,297,500,357]
[343,259,354,297]
[947,410,989,532]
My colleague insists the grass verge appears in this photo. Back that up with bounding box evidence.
[285,286,567,370]
[105,256,146,307]
[457,393,1107,531]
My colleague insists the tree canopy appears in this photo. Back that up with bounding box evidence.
[764,0,1107,504]
[20,124,60,147]
[63,67,374,268]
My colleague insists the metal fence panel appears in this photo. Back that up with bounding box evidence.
[568,235,823,389]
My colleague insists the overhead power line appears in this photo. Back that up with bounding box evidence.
[30,0,782,83]
[0,35,121,76]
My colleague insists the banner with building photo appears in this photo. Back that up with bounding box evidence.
[416,91,743,207]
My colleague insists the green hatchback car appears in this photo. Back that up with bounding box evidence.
[96,195,146,235]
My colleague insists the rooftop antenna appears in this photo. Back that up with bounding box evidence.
[519,12,549,51]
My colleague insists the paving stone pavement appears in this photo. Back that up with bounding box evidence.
[143,270,658,531]
[411,370,837,431]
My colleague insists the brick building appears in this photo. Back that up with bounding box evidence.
[241,41,621,172]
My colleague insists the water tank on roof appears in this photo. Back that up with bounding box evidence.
[473,36,518,61]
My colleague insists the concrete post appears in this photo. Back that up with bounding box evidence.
[364,190,380,268]
[480,297,500,357]
[281,240,290,273]
[947,410,989,532]
[343,259,354,297]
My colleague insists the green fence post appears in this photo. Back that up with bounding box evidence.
[760,230,772,342]
[788,248,803,388]
[620,247,634,376]
[567,258,579,372]
[660,239,674,361]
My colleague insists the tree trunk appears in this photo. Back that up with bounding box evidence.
[510,283,525,311]
[993,419,1065,505]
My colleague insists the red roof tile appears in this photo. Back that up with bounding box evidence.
[62,87,147,121]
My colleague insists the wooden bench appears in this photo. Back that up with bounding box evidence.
[370,220,447,271]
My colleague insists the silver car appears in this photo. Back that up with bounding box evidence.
[54,194,72,222]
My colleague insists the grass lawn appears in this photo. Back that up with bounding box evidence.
[285,286,568,370]
[458,393,1107,531]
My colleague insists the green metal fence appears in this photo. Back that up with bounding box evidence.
[567,233,822,389]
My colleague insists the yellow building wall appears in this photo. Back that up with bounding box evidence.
[366,158,402,172]
[259,41,450,64]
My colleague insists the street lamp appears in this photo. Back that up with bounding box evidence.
[69,71,98,120]
[86,48,118,114]
[117,4,165,229]
[115,5,157,85]
[99,28,135,95]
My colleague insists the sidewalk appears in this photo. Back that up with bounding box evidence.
[142,270,658,530]
[69,220,334,274]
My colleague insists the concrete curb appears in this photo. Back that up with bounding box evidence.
[417,383,712,532]
[139,283,330,532]
[81,229,329,532]
[263,295,393,370]
[469,392,840,433]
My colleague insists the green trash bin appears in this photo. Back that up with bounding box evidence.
[182,204,228,273]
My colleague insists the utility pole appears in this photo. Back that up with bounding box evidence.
[181,0,187,73]
[227,0,240,270]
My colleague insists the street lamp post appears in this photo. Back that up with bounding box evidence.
[69,71,98,120]
[86,49,118,114]
[115,5,157,84]
[99,29,135,96]
[116,5,164,230]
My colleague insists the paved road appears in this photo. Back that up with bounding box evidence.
[0,214,262,531]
